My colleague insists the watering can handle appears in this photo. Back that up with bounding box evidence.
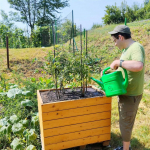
[102,67,111,75]
[122,68,128,88]
[103,67,128,88]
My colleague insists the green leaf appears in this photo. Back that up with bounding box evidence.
[32,112,39,117]
[21,99,34,108]
[0,126,7,134]
[0,118,12,134]
[0,92,7,96]
[28,129,37,142]
[9,115,19,124]
[34,69,39,73]
[12,123,24,134]
[23,129,28,136]
[7,124,12,134]
[31,116,39,127]
[7,88,22,98]
[20,119,29,127]
[10,84,18,89]
[0,124,12,134]
[22,91,31,95]
[10,138,24,150]
[26,145,36,150]
[32,58,35,63]
[0,118,9,127]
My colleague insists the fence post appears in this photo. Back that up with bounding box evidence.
[125,18,127,25]
[6,36,10,69]
[72,10,75,55]
[86,30,88,91]
[80,25,83,91]
[55,20,57,45]
[84,29,85,50]
[52,22,58,95]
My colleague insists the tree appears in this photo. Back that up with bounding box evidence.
[132,2,140,12]
[102,4,122,24]
[56,19,72,43]
[135,7,145,20]
[7,0,69,32]
[102,1,143,25]
[0,10,14,28]
[144,0,149,6]
[124,6,136,22]
[144,1,150,19]
[120,0,127,22]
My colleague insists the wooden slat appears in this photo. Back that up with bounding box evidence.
[45,126,110,145]
[43,111,111,129]
[45,133,110,150]
[44,119,111,137]
[37,91,45,146]
[42,103,111,121]
[37,90,43,104]
[41,96,111,113]
[92,86,105,95]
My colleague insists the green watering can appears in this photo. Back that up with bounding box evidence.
[91,67,128,97]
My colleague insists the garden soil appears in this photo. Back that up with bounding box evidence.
[40,87,104,103]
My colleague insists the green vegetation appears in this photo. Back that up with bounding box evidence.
[0,8,74,49]
[0,19,75,48]
[1,18,150,150]
[91,23,102,29]
[7,0,69,32]
[102,0,150,24]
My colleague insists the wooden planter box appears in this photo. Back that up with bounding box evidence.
[37,86,112,150]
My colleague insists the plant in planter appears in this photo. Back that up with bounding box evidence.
[44,46,89,97]
[38,41,112,149]
[37,87,111,150]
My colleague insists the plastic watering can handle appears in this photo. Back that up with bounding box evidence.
[102,67,128,89]
[122,68,128,88]
[102,67,111,75]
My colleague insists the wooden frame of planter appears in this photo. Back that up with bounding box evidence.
[37,86,112,150]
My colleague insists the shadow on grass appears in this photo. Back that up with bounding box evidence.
[64,132,150,150]
[2,59,44,78]
[110,132,150,150]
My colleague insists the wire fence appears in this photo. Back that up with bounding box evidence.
[0,11,77,49]
[0,10,102,85]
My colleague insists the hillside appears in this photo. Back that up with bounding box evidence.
[1,20,150,80]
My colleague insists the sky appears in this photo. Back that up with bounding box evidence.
[0,0,144,30]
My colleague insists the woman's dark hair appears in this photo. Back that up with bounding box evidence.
[111,32,131,39]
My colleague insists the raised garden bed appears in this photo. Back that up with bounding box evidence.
[37,86,112,150]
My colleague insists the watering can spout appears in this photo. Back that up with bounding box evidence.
[91,77,104,90]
